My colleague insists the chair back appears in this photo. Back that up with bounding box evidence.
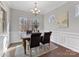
[50,31,52,35]
[30,33,41,48]
[27,30,32,34]
[43,32,52,44]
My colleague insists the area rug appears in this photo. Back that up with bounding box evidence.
[56,49,78,56]
[4,43,58,57]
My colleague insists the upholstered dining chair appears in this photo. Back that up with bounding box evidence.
[29,33,41,56]
[40,32,52,49]
[27,30,32,34]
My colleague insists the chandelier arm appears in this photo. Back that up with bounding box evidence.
[35,2,37,8]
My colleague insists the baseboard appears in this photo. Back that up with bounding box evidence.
[10,40,22,44]
[9,41,22,46]
[51,40,79,53]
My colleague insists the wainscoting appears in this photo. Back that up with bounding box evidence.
[0,34,9,56]
[0,36,4,56]
[51,31,79,53]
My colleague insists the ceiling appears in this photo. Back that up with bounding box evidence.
[7,1,67,15]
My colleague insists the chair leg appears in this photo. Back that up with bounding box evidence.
[23,40,26,54]
[40,45,42,49]
[44,45,46,50]
[49,43,50,49]
[27,41,30,50]
[39,46,40,52]
[28,45,29,50]
[36,47,38,55]
[30,48,32,57]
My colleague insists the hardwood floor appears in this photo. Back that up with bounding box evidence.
[8,42,79,57]
[40,42,79,57]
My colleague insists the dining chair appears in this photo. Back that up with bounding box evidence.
[40,32,52,49]
[29,33,41,56]
[27,30,32,34]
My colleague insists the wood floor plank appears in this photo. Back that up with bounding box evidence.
[40,42,79,57]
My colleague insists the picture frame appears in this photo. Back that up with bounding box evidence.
[56,11,69,28]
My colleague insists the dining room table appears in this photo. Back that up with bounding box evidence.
[21,32,44,54]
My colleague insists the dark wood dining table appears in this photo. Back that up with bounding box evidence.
[21,34,43,54]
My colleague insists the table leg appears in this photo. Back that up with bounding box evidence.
[23,40,26,54]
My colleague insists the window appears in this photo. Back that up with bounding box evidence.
[19,17,27,32]
[49,15,55,23]
[75,5,79,16]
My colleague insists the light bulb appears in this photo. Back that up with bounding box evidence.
[35,8,37,10]
[38,10,40,12]
[33,11,35,13]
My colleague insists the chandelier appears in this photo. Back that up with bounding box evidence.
[31,2,40,16]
